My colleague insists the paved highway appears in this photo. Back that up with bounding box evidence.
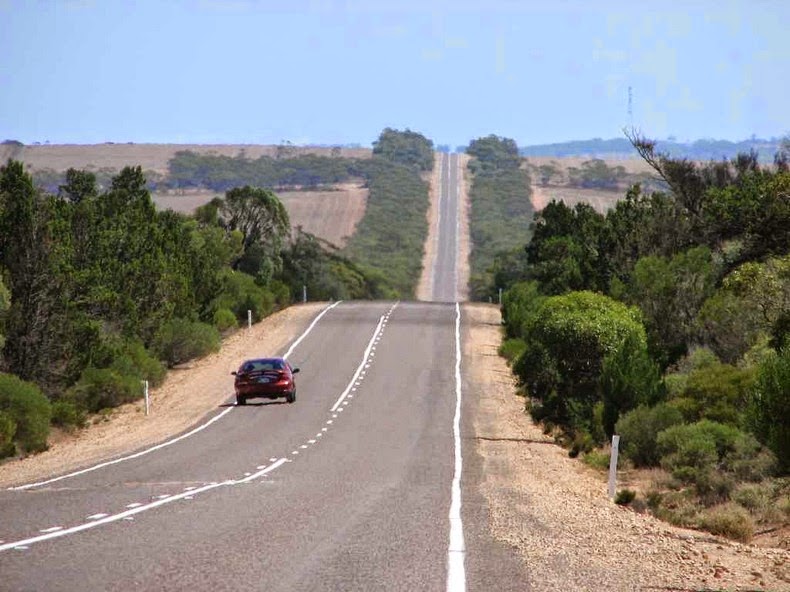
[430,152,461,303]
[0,154,529,591]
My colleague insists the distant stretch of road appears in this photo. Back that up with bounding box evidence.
[431,152,461,303]
[0,154,529,591]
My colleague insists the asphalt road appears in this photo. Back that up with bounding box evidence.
[430,152,461,303]
[0,153,530,591]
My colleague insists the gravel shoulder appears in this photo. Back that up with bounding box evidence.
[416,155,442,301]
[463,302,789,592]
[0,303,327,489]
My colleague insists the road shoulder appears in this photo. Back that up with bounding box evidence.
[463,302,788,591]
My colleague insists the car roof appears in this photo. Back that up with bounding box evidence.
[243,357,286,364]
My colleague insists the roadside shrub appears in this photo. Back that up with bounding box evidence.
[746,347,790,474]
[213,307,238,332]
[153,318,221,367]
[517,291,647,430]
[723,432,776,482]
[501,281,544,339]
[109,338,166,387]
[499,338,526,365]
[268,279,291,309]
[215,270,275,323]
[732,483,771,511]
[694,470,736,506]
[0,410,16,458]
[652,490,700,528]
[50,400,87,430]
[658,420,742,467]
[569,430,595,457]
[581,449,610,470]
[615,403,684,467]
[66,367,141,413]
[615,489,637,505]
[656,420,769,500]
[599,332,666,437]
[697,503,754,542]
[669,362,754,425]
[0,373,51,454]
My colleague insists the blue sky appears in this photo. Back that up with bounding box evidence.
[1,0,787,147]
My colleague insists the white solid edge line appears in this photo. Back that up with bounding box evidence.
[9,301,342,492]
[283,301,342,359]
[8,407,234,492]
[0,459,287,552]
[447,302,466,592]
[329,314,385,412]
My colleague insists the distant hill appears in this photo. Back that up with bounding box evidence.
[519,137,785,163]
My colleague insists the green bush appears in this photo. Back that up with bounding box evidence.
[213,307,238,332]
[498,338,526,365]
[581,449,610,470]
[697,503,754,542]
[616,403,684,467]
[109,338,166,387]
[746,347,790,474]
[670,361,754,425]
[599,332,666,437]
[723,432,776,482]
[0,373,51,454]
[66,367,141,413]
[569,430,595,457]
[50,400,86,430]
[215,270,275,323]
[517,291,647,431]
[658,420,742,475]
[615,489,637,505]
[268,279,292,309]
[501,281,545,339]
[732,483,771,511]
[652,489,701,528]
[153,318,221,367]
[0,410,16,458]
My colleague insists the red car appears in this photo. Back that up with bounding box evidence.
[232,357,300,405]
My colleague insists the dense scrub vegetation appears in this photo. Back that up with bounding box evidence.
[167,151,358,191]
[465,135,534,300]
[0,158,386,459]
[493,134,790,540]
[342,129,434,298]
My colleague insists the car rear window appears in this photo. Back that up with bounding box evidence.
[242,360,284,372]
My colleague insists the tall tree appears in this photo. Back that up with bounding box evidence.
[0,161,73,388]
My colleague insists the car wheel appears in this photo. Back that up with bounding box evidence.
[286,390,296,404]
[236,395,246,406]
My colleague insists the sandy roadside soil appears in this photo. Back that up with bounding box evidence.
[0,303,328,488]
[464,303,789,592]
[456,153,471,301]
[416,156,442,301]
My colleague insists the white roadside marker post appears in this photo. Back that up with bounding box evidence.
[247,309,252,330]
[142,380,149,416]
[303,285,307,303]
[608,434,620,499]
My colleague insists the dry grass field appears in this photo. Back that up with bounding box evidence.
[153,184,368,248]
[1,143,372,174]
[1,143,372,248]
[530,184,624,213]
[525,156,656,214]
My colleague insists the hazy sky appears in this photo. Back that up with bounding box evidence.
[1,0,787,147]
